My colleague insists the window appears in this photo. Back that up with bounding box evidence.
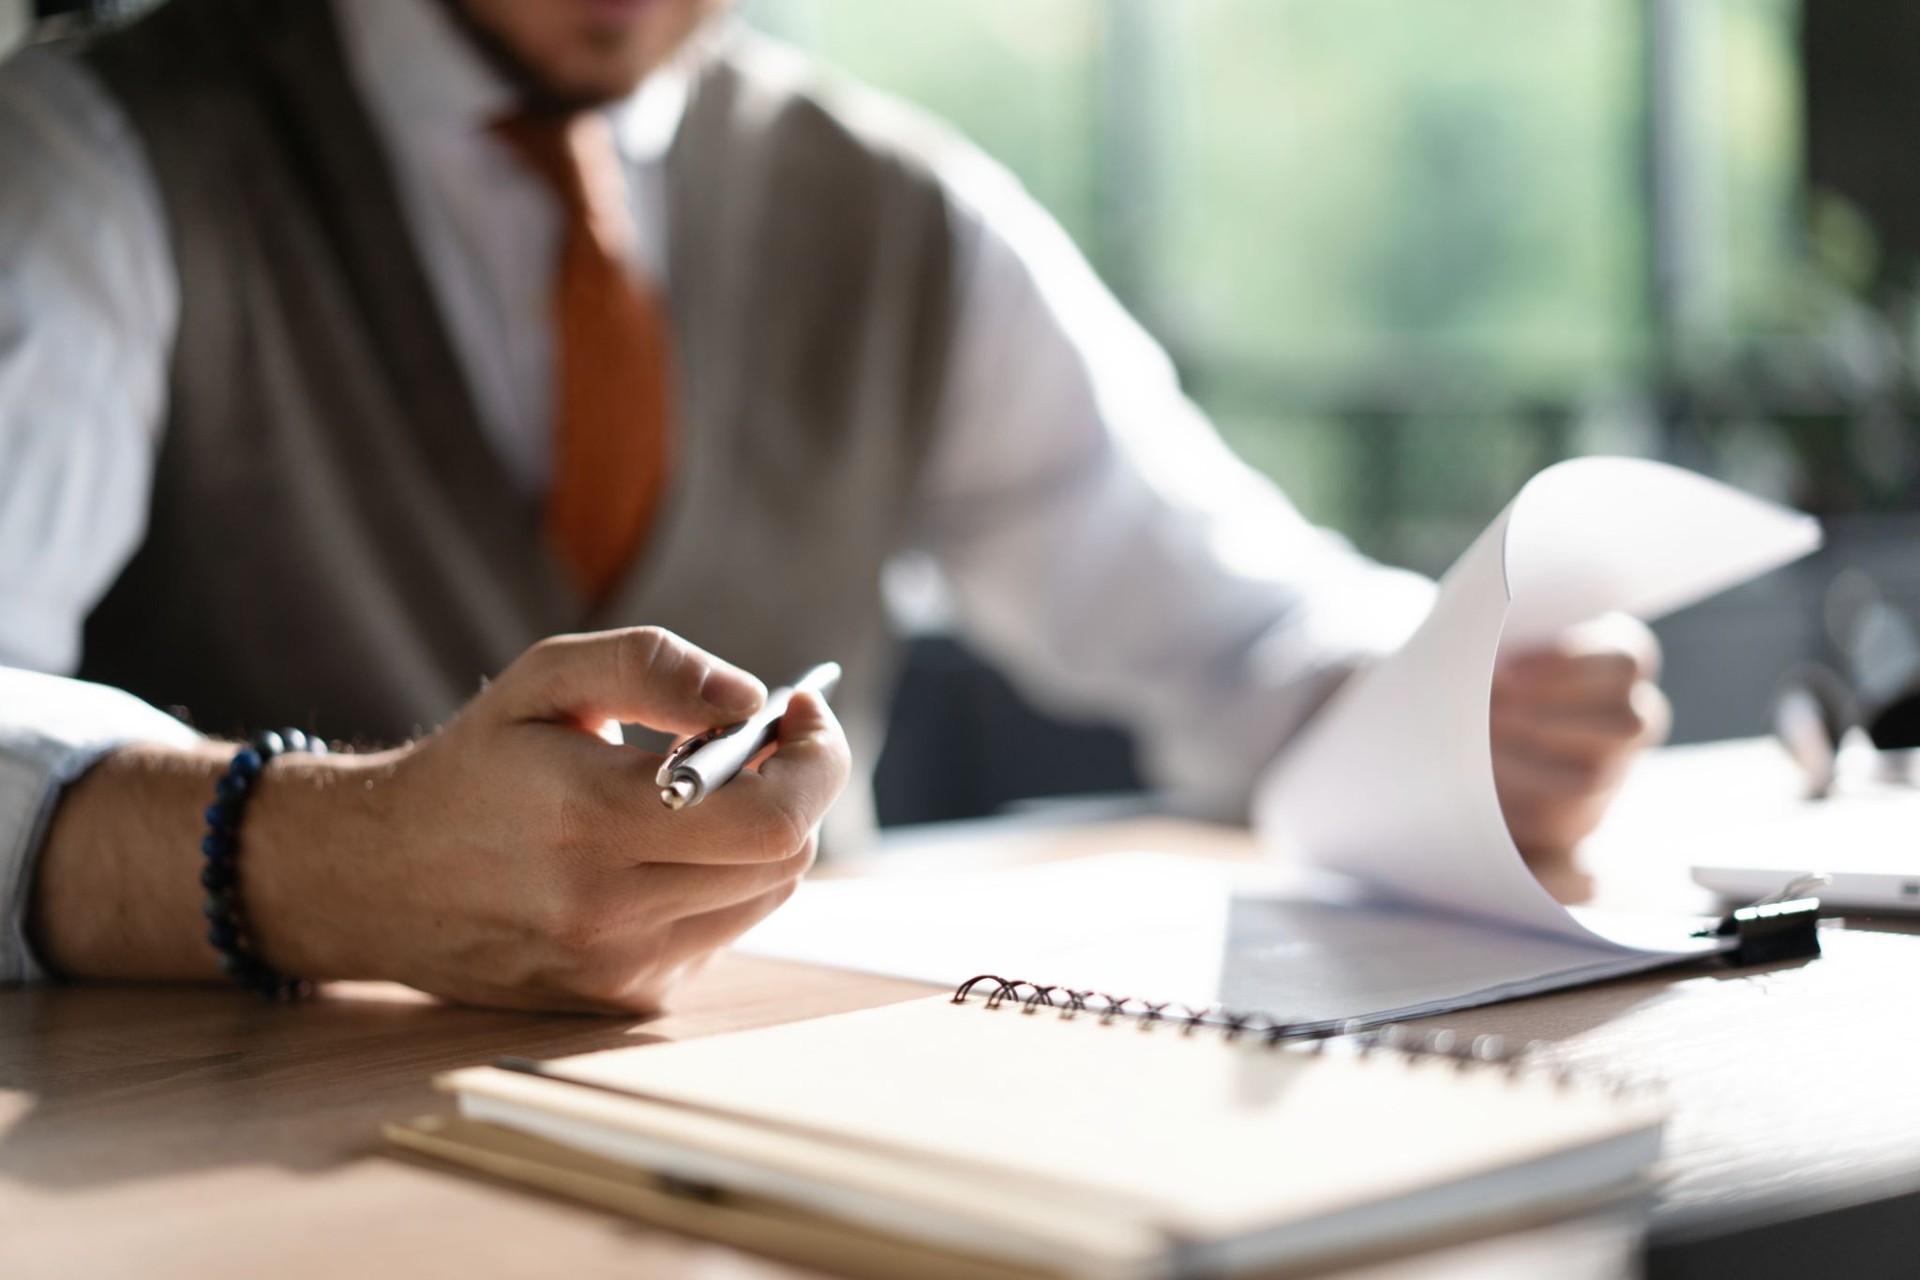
[742,0,1807,570]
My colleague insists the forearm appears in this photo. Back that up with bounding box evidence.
[921,160,1435,818]
[28,741,394,984]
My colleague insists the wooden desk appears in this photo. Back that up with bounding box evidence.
[3,743,1915,1279]
[0,959,1645,1280]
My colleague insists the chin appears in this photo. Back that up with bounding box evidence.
[459,0,710,107]
[551,69,650,106]
[542,31,675,101]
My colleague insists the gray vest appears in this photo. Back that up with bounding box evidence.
[79,0,963,847]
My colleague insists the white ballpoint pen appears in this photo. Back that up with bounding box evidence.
[655,662,843,810]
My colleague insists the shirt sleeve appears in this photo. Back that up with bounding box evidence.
[0,671,201,983]
[916,148,1435,820]
[0,45,195,983]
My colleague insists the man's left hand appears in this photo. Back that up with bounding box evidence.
[1489,614,1671,890]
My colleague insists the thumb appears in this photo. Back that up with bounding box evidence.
[490,627,767,737]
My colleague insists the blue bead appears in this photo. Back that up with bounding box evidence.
[215,772,250,800]
[204,801,234,830]
[200,862,233,891]
[201,832,235,861]
[206,919,238,950]
[251,731,284,759]
[229,747,264,777]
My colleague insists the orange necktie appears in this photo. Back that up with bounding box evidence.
[493,110,675,603]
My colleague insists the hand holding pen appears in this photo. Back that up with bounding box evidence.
[48,627,853,1016]
[658,662,844,810]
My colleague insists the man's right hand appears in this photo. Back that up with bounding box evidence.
[31,628,849,1015]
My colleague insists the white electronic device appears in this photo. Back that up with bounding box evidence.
[1691,775,1920,913]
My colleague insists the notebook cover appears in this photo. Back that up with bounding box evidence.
[386,1112,1056,1280]
[436,995,1664,1267]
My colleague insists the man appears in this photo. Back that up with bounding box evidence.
[0,0,1665,1012]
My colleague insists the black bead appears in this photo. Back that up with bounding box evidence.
[206,919,239,951]
[201,832,235,862]
[280,728,309,754]
[199,862,234,892]
[267,978,315,1002]
[251,730,284,759]
[215,771,251,801]
[204,800,236,831]
[217,950,261,980]
[202,890,235,921]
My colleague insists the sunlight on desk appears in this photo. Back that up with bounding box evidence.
[0,1091,32,1143]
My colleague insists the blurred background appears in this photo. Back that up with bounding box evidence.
[734,0,1920,823]
[9,0,1919,822]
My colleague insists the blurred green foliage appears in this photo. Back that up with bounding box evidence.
[741,0,1804,569]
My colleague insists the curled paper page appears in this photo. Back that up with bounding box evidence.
[1255,457,1823,951]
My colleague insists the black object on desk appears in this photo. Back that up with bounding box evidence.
[1705,896,1824,967]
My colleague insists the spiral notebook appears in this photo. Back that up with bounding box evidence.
[392,981,1665,1280]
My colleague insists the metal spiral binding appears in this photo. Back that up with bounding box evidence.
[950,974,1656,1097]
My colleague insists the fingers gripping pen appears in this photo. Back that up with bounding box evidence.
[655,662,842,810]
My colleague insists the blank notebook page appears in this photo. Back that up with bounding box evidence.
[454,995,1661,1243]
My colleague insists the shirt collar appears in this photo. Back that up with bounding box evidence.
[332,0,691,166]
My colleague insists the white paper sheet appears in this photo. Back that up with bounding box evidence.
[1254,457,1822,953]
[737,853,1260,1004]
[735,852,1708,1029]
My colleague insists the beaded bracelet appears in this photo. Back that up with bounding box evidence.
[201,728,323,1001]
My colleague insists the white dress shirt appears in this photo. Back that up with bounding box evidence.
[0,0,1433,983]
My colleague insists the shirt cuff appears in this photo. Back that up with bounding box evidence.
[1143,565,1438,822]
[1237,567,1437,820]
[0,668,201,984]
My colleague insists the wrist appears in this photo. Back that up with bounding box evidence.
[32,739,235,979]
[241,745,405,984]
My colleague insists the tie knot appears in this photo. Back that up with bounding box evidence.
[491,109,632,255]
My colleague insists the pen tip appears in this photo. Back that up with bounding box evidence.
[661,778,696,810]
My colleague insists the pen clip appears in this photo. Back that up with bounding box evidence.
[654,720,748,787]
